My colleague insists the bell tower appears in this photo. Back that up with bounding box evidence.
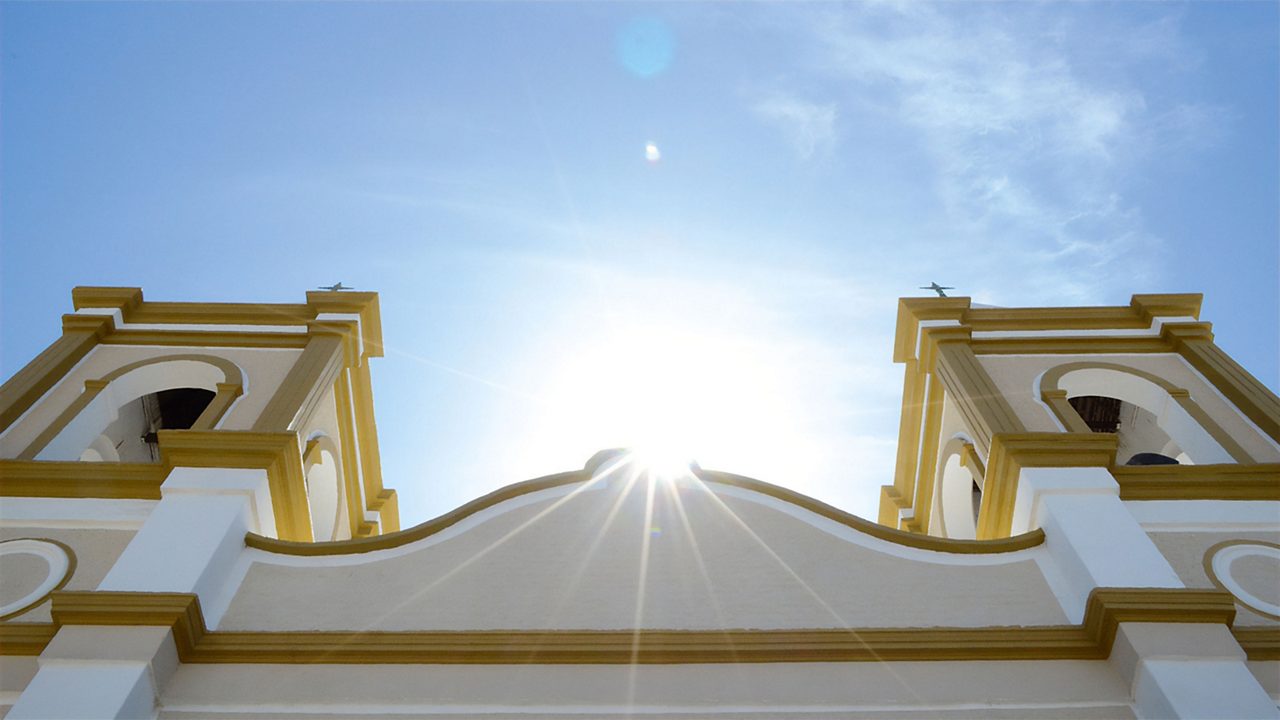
[0,286,399,543]
[878,293,1280,541]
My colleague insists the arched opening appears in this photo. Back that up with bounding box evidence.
[938,445,980,540]
[1067,394,1186,466]
[84,387,216,462]
[303,437,349,542]
[34,356,241,462]
[1044,364,1236,465]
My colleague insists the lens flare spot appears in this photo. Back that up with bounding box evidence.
[617,18,675,78]
[645,142,661,163]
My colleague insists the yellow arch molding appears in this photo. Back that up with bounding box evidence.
[245,465,1046,557]
[17,354,245,460]
[1039,361,1256,464]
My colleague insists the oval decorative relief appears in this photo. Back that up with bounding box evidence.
[0,538,76,620]
[1204,540,1280,621]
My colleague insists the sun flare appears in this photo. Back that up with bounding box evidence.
[516,321,818,483]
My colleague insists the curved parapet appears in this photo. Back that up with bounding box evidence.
[225,453,1061,633]
[246,463,1044,558]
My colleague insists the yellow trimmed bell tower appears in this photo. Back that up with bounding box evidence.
[878,293,1280,541]
[0,286,399,542]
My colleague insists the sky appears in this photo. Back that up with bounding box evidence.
[2,2,1277,526]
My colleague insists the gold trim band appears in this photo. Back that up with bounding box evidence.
[15,587,1232,664]
[1115,464,1280,501]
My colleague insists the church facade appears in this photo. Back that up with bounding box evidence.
[0,287,1276,718]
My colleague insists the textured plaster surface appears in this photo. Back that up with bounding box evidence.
[1148,530,1280,626]
[222,478,1065,631]
[0,527,133,622]
[159,660,1132,718]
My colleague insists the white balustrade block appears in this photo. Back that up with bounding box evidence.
[98,468,273,611]
[1135,660,1278,719]
[1112,621,1276,719]
[8,626,177,720]
[1012,467,1183,622]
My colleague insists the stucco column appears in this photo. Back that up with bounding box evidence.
[7,626,178,720]
[1111,622,1277,719]
[97,467,275,625]
[1009,466,1183,622]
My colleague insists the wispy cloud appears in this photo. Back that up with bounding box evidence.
[788,4,1225,303]
[752,93,838,160]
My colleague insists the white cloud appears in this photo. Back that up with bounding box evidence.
[753,93,838,160]
[789,4,1224,304]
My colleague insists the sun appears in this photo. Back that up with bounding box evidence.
[513,320,816,483]
[624,445,696,481]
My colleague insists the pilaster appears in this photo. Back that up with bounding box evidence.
[7,625,177,719]
[1110,622,1277,719]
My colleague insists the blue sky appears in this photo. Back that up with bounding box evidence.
[3,2,1276,525]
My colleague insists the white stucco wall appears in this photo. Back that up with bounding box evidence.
[1147,530,1280,627]
[157,660,1134,719]
[0,527,135,623]
[220,474,1066,632]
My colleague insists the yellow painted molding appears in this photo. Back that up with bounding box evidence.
[977,433,1119,540]
[935,341,1025,452]
[1081,587,1236,654]
[703,469,1045,554]
[1165,323,1280,444]
[905,377,944,535]
[885,360,926,523]
[50,590,206,657]
[72,286,337,327]
[308,290,384,358]
[18,353,245,459]
[1129,294,1203,321]
[0,317,111,434]
[303,438,324,468]
[16,380,110,460]
[158,430,313,542]
[0,460,168,499]
[1041,389,1093,434]
[73,287,384,359]
[252,335,344,431]
[374,488,400,533]
[893,297,970,363]
[917,325,972,373]
[0,623,58,656]
[247,469,590,556]
[960,442,986,485]
[893,294,1203,365]
[248,465,1045,558]
[1113,464,1280,501]
[131,302,315,326]
[350,363,389,513]
[24,587,1234,664]
[332,371,369,537]
[71,286,145,313]
[102,330,311,349]
[1039,360,1256,463]
[877,485,904,527]
[970,336,1177,355]
[1233,627,1280,661]
[194,383,243,430]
